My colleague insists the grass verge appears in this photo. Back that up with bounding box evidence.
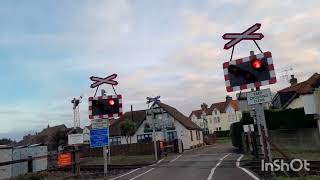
[271,176,320,180]
[215,137,231,144]
[81,155,155,166]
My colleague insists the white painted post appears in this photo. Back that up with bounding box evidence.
[249,51,272,162]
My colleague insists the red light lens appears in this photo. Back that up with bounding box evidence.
[251,59,262,69]
[108,99,115,106]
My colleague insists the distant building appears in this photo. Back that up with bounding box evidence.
[16,125,68,150]
[190,96,242,134]
[272,73,320,109]
[109,102,203,150]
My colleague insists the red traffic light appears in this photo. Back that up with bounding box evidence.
[108,99,115,106]
[251,59,263,70]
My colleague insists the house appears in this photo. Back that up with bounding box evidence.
[272,73,320,110]
[109,102,203,150]
[190,96,242,134]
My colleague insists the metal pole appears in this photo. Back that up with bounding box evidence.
[151,105,158,161]
[103,146,108,179]
[108,118,111,164]
[101,90,108,179]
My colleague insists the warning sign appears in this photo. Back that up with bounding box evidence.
[247,89,272,105]
[58,153,72,167]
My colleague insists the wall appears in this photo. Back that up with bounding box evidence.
[80,143,155,157]
[269,128,320,151]
[286,97,304,109]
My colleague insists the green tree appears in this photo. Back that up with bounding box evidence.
[120,120,136,144]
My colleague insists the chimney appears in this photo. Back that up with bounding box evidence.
[201,103,208,111]
[226,95,232,103]
[289,75,297,86]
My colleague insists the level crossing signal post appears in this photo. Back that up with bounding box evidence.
[89,73,123,179]
[222,24,276,162]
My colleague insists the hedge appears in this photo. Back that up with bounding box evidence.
[230,122,243,149]
[230,108,317,149]
[240,108,317,130]
[215,130,230,137]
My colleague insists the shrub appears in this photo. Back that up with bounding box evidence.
[230,122,243,149]
[241,108,317,130]
[215,130,230,137]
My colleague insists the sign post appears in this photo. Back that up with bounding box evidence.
[87,73,122,179]
[222,24,275,162]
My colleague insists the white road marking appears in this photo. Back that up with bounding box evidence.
[157,158,165,164]
[129,168,155,180]
[207,153,231,180]
[109,168,141,180]
[236,155,260,180]
[170,155,182,163]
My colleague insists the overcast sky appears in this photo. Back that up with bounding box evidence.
[0,0,319,140]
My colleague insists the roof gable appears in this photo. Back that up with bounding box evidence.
[157,102,201,130]
[279,73,320,94]
[274,73,320,108]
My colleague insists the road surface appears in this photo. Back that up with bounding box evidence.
[109,144,259,180]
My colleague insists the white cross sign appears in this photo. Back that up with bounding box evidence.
[90,74,118,88]
[222,23,264,50]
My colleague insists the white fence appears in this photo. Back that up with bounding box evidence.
[0,144,47,179]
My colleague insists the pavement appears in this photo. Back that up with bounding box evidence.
[108,144,260,180]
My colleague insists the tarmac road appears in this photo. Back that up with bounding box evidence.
[109,144,259,180]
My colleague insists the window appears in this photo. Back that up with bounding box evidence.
[196,131,200,140]
[215,110,218,115]
[219,127,222,131]
[137,134,153,143]
[209,118,212,124]
[167,131,177,141]
[216,128,218,131]
[217,117,220,123]
[110,137,121,146]
[190,130,193,141]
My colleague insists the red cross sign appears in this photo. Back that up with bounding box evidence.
[222,23,264,50]
[90,74,118,88]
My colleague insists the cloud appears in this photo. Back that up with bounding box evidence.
[1,1,320,139]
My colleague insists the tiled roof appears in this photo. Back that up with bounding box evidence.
[190,100,239,118]
[229,100,239,111]
[279,73,320,94]
[210,100,239,113]
[274,73,320,108]
[157,102,202,131]
[189,108,213,119]
[109,110,146,136]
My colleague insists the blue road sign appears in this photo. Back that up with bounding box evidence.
[90,128,109,148]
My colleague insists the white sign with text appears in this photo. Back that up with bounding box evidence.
[92,119,108,129]
[68,134,84,145]
[247,89,272,105]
